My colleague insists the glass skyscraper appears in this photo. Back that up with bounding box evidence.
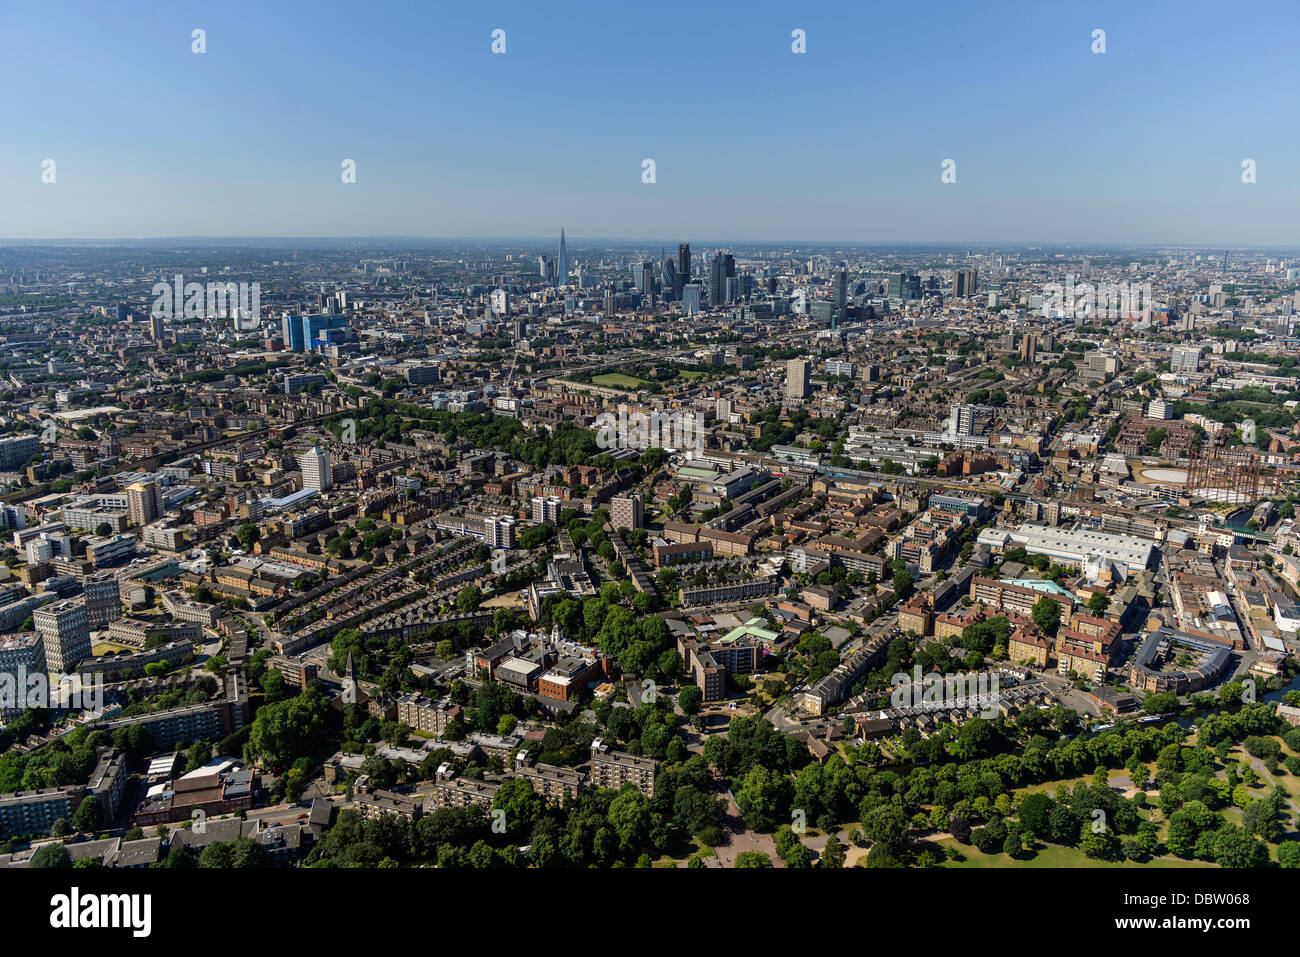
[556,229,568,288]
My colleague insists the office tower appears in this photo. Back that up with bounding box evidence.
[952,268,978,297]
[83,571,122,628]
[678,243,691,285]
[887,272,921,300]
[299,445,333,492]
[126,481,162,526]
[538,256,548,278]
[531,496,562,524]
[636,261,655,301]
[1082,258,1092,279]
[485,514,516,549]
[280,313,351,353]
[556,229,568,288]
[810,301,836,325]
[834,267,848,324]
[490,288,509,317]
[708,252,735,306]
[661,257,680,301]
[786,359,812,401]
[35,598,91,673]
[683,284,702,315]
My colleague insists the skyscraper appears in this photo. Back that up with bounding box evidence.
[126,481,162,526]
[640,262,655,308]
[35,598,91,673]
[83,571,123,628]
[786,359,812,401]
[834,267,848,327]
[299,445,333,492]
[611,493,644,531]
[1020,333,1037,364]
[556,229,568,289]
[952,268,978,297]
[678,243,691,285]
[661,257,680,302]
[683,284,702,315]
[708,252,735,307]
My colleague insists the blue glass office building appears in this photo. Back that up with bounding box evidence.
[281,313,351,352]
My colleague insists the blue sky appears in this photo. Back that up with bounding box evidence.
[1,0,1297,244]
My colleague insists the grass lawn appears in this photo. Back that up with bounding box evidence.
[936,838,1215,868]
[654,834,718,867]
[591,372,650,389]
[91,640,137,655]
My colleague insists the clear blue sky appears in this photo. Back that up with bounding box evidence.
[1,0,1297,245]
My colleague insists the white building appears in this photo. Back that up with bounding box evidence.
[299,446,333,493]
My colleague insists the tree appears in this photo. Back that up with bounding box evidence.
[94,522,113,538]
[1017,792,1052,839]
[1031,597,1061,638]
[734,850,773,868]
[893,565,913,602]
[236,523,261,550]
[861,804,910,857]
[1087,592,1111,615]
[678,685,703,715]
[820,837,847,869]
[72,795,104,833]
[1079,824,1120,861]
[492,778,543,836]
[607,787,652,855]
[455,586,483,614]
[31,843,72,868]
[1002,823,1024,858]
[734,765,791,831]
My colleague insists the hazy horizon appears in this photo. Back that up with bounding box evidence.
[3,0,1298,244]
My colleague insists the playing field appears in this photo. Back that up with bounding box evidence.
[591,372,650,389]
